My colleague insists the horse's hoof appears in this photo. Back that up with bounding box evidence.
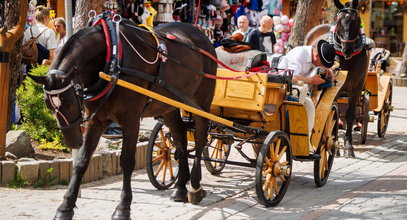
[170,187,188,202]
[343,148,355,158]
[53,210,74,220]
[188,187,207,205]
[111,208,131,220]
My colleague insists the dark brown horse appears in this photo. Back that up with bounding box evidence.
[333,0,369,158]
[29,17,217,219]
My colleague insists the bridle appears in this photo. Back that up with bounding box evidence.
[336,8,360,44]
[43,69,85,130]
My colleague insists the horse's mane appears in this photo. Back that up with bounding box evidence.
[55,26,102,67]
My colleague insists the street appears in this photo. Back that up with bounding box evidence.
[0,86,406,220]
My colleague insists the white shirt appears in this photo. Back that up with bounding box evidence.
[278,46,314,77]
[23,23,57,50]
[54,35,67,57]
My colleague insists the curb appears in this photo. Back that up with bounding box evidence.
[0,143,147,186]
[392,76,407,87]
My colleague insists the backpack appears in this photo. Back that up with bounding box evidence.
[21,28,47,65]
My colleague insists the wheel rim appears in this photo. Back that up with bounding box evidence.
[204,138,230,172]
[147,123,178,190]
[378,84,392,137]
[314,104,338,187]
[256,131,292,206]
[361,93,369,144]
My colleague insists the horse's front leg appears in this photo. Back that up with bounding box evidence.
[344,96,357,158]
[188,116,208,204]
[54,122,105,220]
[111,120,140,220]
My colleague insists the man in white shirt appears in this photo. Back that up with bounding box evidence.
[278,40,336,156]
[232,15,253,42]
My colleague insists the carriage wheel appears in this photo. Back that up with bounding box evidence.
[255,131,292,207]
[146,122,179,190]
[202,133,232,175]
[314,103,338,187]
[378,82,393,138]
[360,92,370,144]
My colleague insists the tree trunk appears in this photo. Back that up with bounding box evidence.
[305,0,323,35]
[4,0,23,131]
[288,0,312,47]
[74,0,104,32]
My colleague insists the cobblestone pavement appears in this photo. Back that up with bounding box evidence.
[0,87,406,220]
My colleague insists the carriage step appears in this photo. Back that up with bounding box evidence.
[293,153,321,161]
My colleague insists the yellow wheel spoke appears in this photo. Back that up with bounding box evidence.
[222,143,228,154]
[270,143,276,161]
[162,158,168,183]
[152,154,165,163]
[154,144,166,152]
[168,158,174,179]
[277,146,287,161]
[263,173,271,191]
[279,175,285,182]
[273,177,279,196]
[154,160,165,177]
[159,130,168,148]
[264,157,273,167]
[268,177,274,200]
[274,139,281,160]
[280,161,289,166]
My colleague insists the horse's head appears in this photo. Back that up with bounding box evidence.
[334,0,360,60]
[29,26,106,149]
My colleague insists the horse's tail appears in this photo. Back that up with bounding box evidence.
[304,24,332,46]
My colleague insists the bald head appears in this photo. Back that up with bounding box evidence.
[237,15,250,32]
[260,16,274,33]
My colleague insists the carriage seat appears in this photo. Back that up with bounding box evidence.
[215,47,265,71]
[368,48,390,72]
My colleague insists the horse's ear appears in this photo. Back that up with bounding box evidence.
[333,0,344,9]
[352,0,359,9]
[27,74,47,85]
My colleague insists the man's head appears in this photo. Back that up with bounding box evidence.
[259,16,274,33]
[312,40,336,68]
[237,15,250,32]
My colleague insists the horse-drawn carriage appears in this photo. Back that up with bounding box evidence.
[103,55,349,206]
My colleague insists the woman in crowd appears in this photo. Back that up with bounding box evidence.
[53,17,67,57]
[23,6,57,65]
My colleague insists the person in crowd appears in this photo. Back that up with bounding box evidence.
[53,17,67,57]
[23,6,57,65]
[278,39,336,158]
[246,15,276,53]
[232,15,253,42]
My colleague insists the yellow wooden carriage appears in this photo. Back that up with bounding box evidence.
[100,61,348,206]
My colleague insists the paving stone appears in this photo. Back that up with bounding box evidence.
[1,161,15,185]
[16,161,39,184]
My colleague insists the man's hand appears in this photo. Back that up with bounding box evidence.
[308,75,326,85]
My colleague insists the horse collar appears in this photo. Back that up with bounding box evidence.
[84,13,122,102]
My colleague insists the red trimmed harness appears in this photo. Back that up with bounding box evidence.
[86,16,123,102]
